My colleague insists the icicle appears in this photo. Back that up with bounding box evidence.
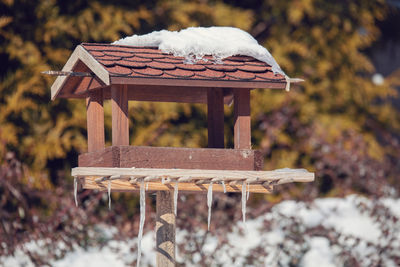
[221,180,226,193]
[137,180,146,267]
[74,177,78,207]
[285,75,291,92]
[174,181,179,216]
[108,180,112,210]
[246,182,250,201]
[161,177,165,184]
[207,182,213,231]
[242,181,247,224]
[145,182,149,191]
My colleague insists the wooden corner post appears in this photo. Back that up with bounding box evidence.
[207,88,224,148]
[156,191,176,267]
[111,84,129,146]
[234,89,251,149]
[86,89,105,152]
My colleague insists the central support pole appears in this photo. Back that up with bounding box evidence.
[156,191,176,267]
[111,84,129,146]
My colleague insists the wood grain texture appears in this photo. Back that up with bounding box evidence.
[111,84,129,146]
[78,146,120,167]
[72,167,315,184]
[86,89,105,152]
[78,146,264,171]
[156,191,176,267]
[234,88,251,149]
[207,88,224,148]
[77,177,274,193]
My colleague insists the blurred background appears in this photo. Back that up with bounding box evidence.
[0,0,399,266]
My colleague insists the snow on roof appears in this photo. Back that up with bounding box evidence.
[113,27,286,76]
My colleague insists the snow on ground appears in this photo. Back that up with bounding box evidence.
[1,195,399,267]
[113,27,285,75]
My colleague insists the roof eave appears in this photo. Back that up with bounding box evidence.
[50,45,110,100]
[109,76,287,89]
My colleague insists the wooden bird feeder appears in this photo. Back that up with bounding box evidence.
[48,43,314,266]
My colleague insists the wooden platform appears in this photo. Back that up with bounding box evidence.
[72,167,315,194]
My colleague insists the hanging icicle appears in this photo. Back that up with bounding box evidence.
[174,180,179,216]
[242,181,247,224]
[108,179,112,210]
[207,182,213,231]
[246,181,250,201]
[74,177,78,207]
[221,180,226,193]
[145,182,149,191]
[137,179,146,267]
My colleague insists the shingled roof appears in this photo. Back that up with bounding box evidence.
[51,43,289,102]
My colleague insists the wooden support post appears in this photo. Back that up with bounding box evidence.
[207,88,224,148]
[234,89,251,149]
[111,84,129,146]
[156,191,176,267]
[86,89,105,152]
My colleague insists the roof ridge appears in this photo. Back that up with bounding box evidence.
[81,42,160,50]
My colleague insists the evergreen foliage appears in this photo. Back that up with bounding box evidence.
[0,0,399,256]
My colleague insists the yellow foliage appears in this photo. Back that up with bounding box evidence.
[0,0,398,193]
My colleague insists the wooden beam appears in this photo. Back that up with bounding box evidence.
[111,84,129,146]
[234,89,251,149]
[79,178,273,193]
[156,191,176,267]
[86,89,105,152]
[110,76,286,90]
[57,84,235,105]
[207,88,224,148]
[78,146,264,171]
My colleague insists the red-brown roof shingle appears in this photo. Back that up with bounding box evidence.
[81,43,285,82]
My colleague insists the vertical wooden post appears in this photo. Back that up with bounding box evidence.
[156,191,176,267]
[111,84,129,146]
[234,89,251,149]
[86,89,105,152]
[207,88,224,148]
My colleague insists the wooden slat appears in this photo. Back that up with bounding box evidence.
[207,88,224,148]
[156,191,176,266]
[86,89,105,152]
[111,84,129,146]
[78,146,264,171]
[72,167,315,184]
[234,89,251,149]
[80,177,273,193]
